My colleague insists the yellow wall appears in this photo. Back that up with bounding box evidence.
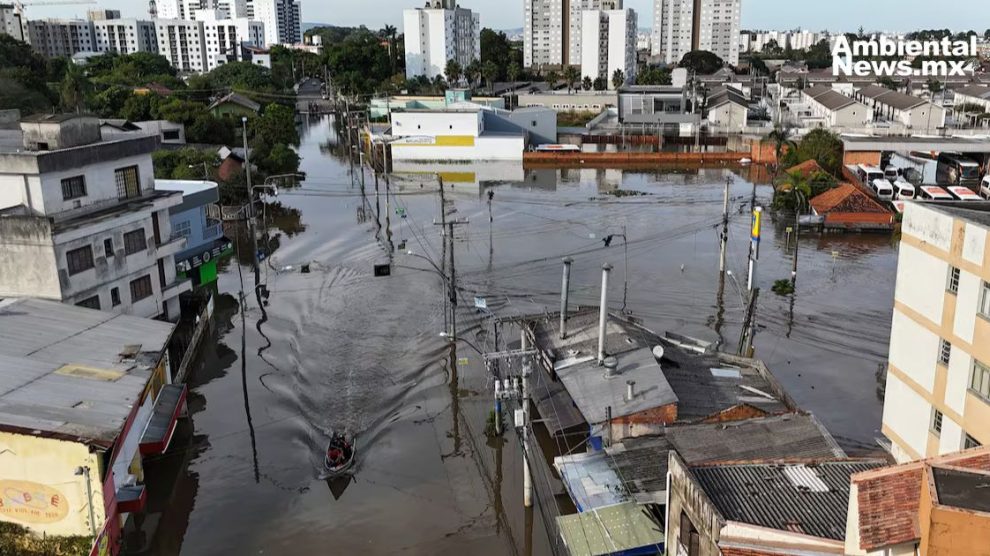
[0,432,106,537]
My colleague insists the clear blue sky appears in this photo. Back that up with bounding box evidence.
[29,0,990,33]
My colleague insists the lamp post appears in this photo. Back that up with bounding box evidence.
[74,466,97,538]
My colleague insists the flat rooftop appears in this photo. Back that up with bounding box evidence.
[911,201,990,228]
[0,298,174,446]
[841,134,990,152]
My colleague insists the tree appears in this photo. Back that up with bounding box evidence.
[611,69,625,90]
[582,76,593,91]
[775,170,812,212]
[593,76,607,91]
[382,24,398,74]
[985,29,990,40]
[766,123,797,178]
[264,143,301,174]
[507,61,521,83]
[678,50,724,75]
[790,128,843,176]
[324,28,394,95]
[877,76,899,90]
[545,69,560,89]
[563,65,580,93]
[253,103,300,146]
[465,59,482,88]
[480,29,520,82]
[120,93,159,121]
[59,65,90,113]
[636,66,672,85]
[445,59,462,85]
[482,61,499,92]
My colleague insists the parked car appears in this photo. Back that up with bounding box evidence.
[871,179,895,201]
[981,175,990,200]
[893,179,916,200]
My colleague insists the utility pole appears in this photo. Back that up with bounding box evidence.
[520,326,533,508]
[560,257,573,339]
[242,116,259,279]
[719,176,730,275]
[791,192,801,284]
[741,207,763,357]
[435,217,468,340]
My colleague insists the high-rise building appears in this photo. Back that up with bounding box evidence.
[567,0,620,69]
[523,0,565,68]
[248,0,300,46]
[0,3,26,42]
[580,8,636,88]
[197,9,265,70]
[86,9,122,21]
[155,0,248,21]
[403,0,481,80]
[25,19,95,58]
[93,19,158,54]
[154,19,208,72]
[652,0,740,66]
[882,202,989,464]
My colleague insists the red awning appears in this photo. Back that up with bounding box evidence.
[139,384,187,456]
[115,484,146,514]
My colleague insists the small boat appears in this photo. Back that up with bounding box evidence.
[324,432,355,477]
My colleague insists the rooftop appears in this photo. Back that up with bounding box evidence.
[810,184,890,215]
[20,113,97,124]
[694,460,884,540]
[841,135,990,153]
[804,86,858,111]
[0,298,174,446]
[856,85,928,111]
[208,92,261,112]
[556,502,663,556]
[952,83,990,99]
[931,467,990,513]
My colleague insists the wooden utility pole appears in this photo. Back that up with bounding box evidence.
[719,177,730,275]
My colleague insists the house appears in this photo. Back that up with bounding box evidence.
[952,83,990,112]
[846,447,990,556]
[0,114,190,321]
[241,45,271,69]
[154,180,231,287]
[217,146,255,181]
[882,202,990,464]
[616,85,696,129]
[802,86,872,128]
[208,92,261,119]
[853,84,946,131]
[100,119,186,144]
[0,297,185,556]
[666,454,884,556]
[705,86,748,132]
[784,159,827,180]
[808,183,894,231]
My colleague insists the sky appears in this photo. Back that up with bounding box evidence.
[29,0,990,34]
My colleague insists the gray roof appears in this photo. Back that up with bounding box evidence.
[951,84,990,99]
[707,86,748,108]
[855,84,894,100]
[856,85,928,111]
[0,298,174,445]
[209,92,261,112]
[20,113,97,124]
[804,86,858,111]
[666,413,845,463]
[693,460,884,540]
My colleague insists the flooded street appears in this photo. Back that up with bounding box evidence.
[157,116,896,554]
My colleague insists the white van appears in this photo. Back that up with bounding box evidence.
[884,166,901,180]
[947,186,982,202]
[858,164,885,185]
[893,179,916,200]
[918,186,954,201]
[871,179,895,200]
[981,175,990,200]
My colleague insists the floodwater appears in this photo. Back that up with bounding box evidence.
[138,116,897,555]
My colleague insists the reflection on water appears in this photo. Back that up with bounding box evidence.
[163,115,894,555]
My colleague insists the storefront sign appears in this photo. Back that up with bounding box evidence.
[183,241,232,270]
[0,480,70,524]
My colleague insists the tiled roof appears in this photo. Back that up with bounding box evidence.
[785,159,826,179]
[810,184,889,215]
[853,447,990,551]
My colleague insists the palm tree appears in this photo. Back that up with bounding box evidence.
[445,59,462,85]
[482,61,498,93]
[466,60,483,89]
[776,170,812,212]
[582,76,593,91]
[507,61,521,83]
[432,74,447,93]
[382,25,398,74]
[611,69,625,90]
[563,65,580,93]
[545,69,560,90]
[766,123,797,178]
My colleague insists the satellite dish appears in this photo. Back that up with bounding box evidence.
[652,345,665,360]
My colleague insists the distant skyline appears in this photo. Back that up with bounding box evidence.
[26,0,990,34]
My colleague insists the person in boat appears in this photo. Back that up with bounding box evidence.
[326,433,351,467]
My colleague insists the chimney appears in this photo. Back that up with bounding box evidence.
[626,380,636,402]
[597,263,612,365]
[559,257,573,339]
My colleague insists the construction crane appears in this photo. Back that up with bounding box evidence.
[12,0,97,17]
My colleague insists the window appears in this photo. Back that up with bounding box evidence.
[129,275,153,302]
[75,295,100,310]
[163,129,181,140]
[66,245,94,275]
[61,175,87,200]
[931,408,943,435]
[981,281,990,317]
[173,220,191,238]
[946,266,960,294]
[939,339,952,366]
[115,165,141,199]
[971,360,990,401]
[103,238,114,258]
[111,287,121,307]
[965,434,982,449]
[123,229,147,255]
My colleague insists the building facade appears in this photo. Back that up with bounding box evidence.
[198,9,265,70]
[155,180,230,287]
[249,0,300,46]
[567,0,621,69]
[92,19,158,55]
[26,19,95,58]
[883,202,990,464]
[580,8,636,89]
[154,19,207,72]
[523,0,566,68]
[0,115,190,321]
[403,1,481,80]
[652,0,740,66]
[0,3,26,42]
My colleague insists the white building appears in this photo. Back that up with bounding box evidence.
[155,0,248,20]
[567,0,621,68]
[524,0,566,68]
[197,9,265,70]
[882,202,989,464]
[403,0,481,80]
[580,9,637,89]
[743,29,829,53]
[801,86,872,128]
[25,19,95,58]
[389,107,525,162]
[0,114,190,321]
[154,19,208,73]
[249,0,301,46]
[92,19,158,55]
[853,84,946,131]
[0,3,26,42]
[653,0,740,66]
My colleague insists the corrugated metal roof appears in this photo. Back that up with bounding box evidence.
[0,298,174,444]
[557,502,664,556]
[693,460,884,540]
[667,413,846,463]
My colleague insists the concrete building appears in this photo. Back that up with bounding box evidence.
[952,84,990,113]
[92,19,158,55]
[579,8,637,89]
[523,0,566,68]
[0,3,26,42]
[617,84,696,129]
[515,90,617,112]
[25,18,95,58]
[704,85,747,131]
[567,0,621,68]
[389,107,525,162]
[249,0,301,46]
[882,202,990,463]
[155,180,230,287]
[403,0,481,80]
[854,84,946,131]
[653,0,740,66]
[845,447,990,556]
[155,0,249,20]
[154,19,208,73]
[196,9,265,70]
[86,9,121,21]
[0,297,184,555]
[802,85,872,128]
[0,114,190,321]
[99,119,187,145]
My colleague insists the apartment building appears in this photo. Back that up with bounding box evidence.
[155,0,249,20]
[403,0,481,80]
[0,3,26,41]
[882,202,990,464]
[197,9,265,70]
[579,8,636,89]
[567,0,621,69]
[652,0,740,66]
[523,0,566,68]
[154,18,208,72]
[92,18,158,55]
[25,18,95,58]
[249,0,301,46]
[0,114,190,321]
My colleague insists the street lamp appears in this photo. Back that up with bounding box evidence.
[74,466,97,538]
[724,270,746,308]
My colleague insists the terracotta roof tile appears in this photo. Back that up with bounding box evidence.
[810,183,889,215]
[785,159,826,179]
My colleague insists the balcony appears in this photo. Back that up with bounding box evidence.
[157,232,186,258]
